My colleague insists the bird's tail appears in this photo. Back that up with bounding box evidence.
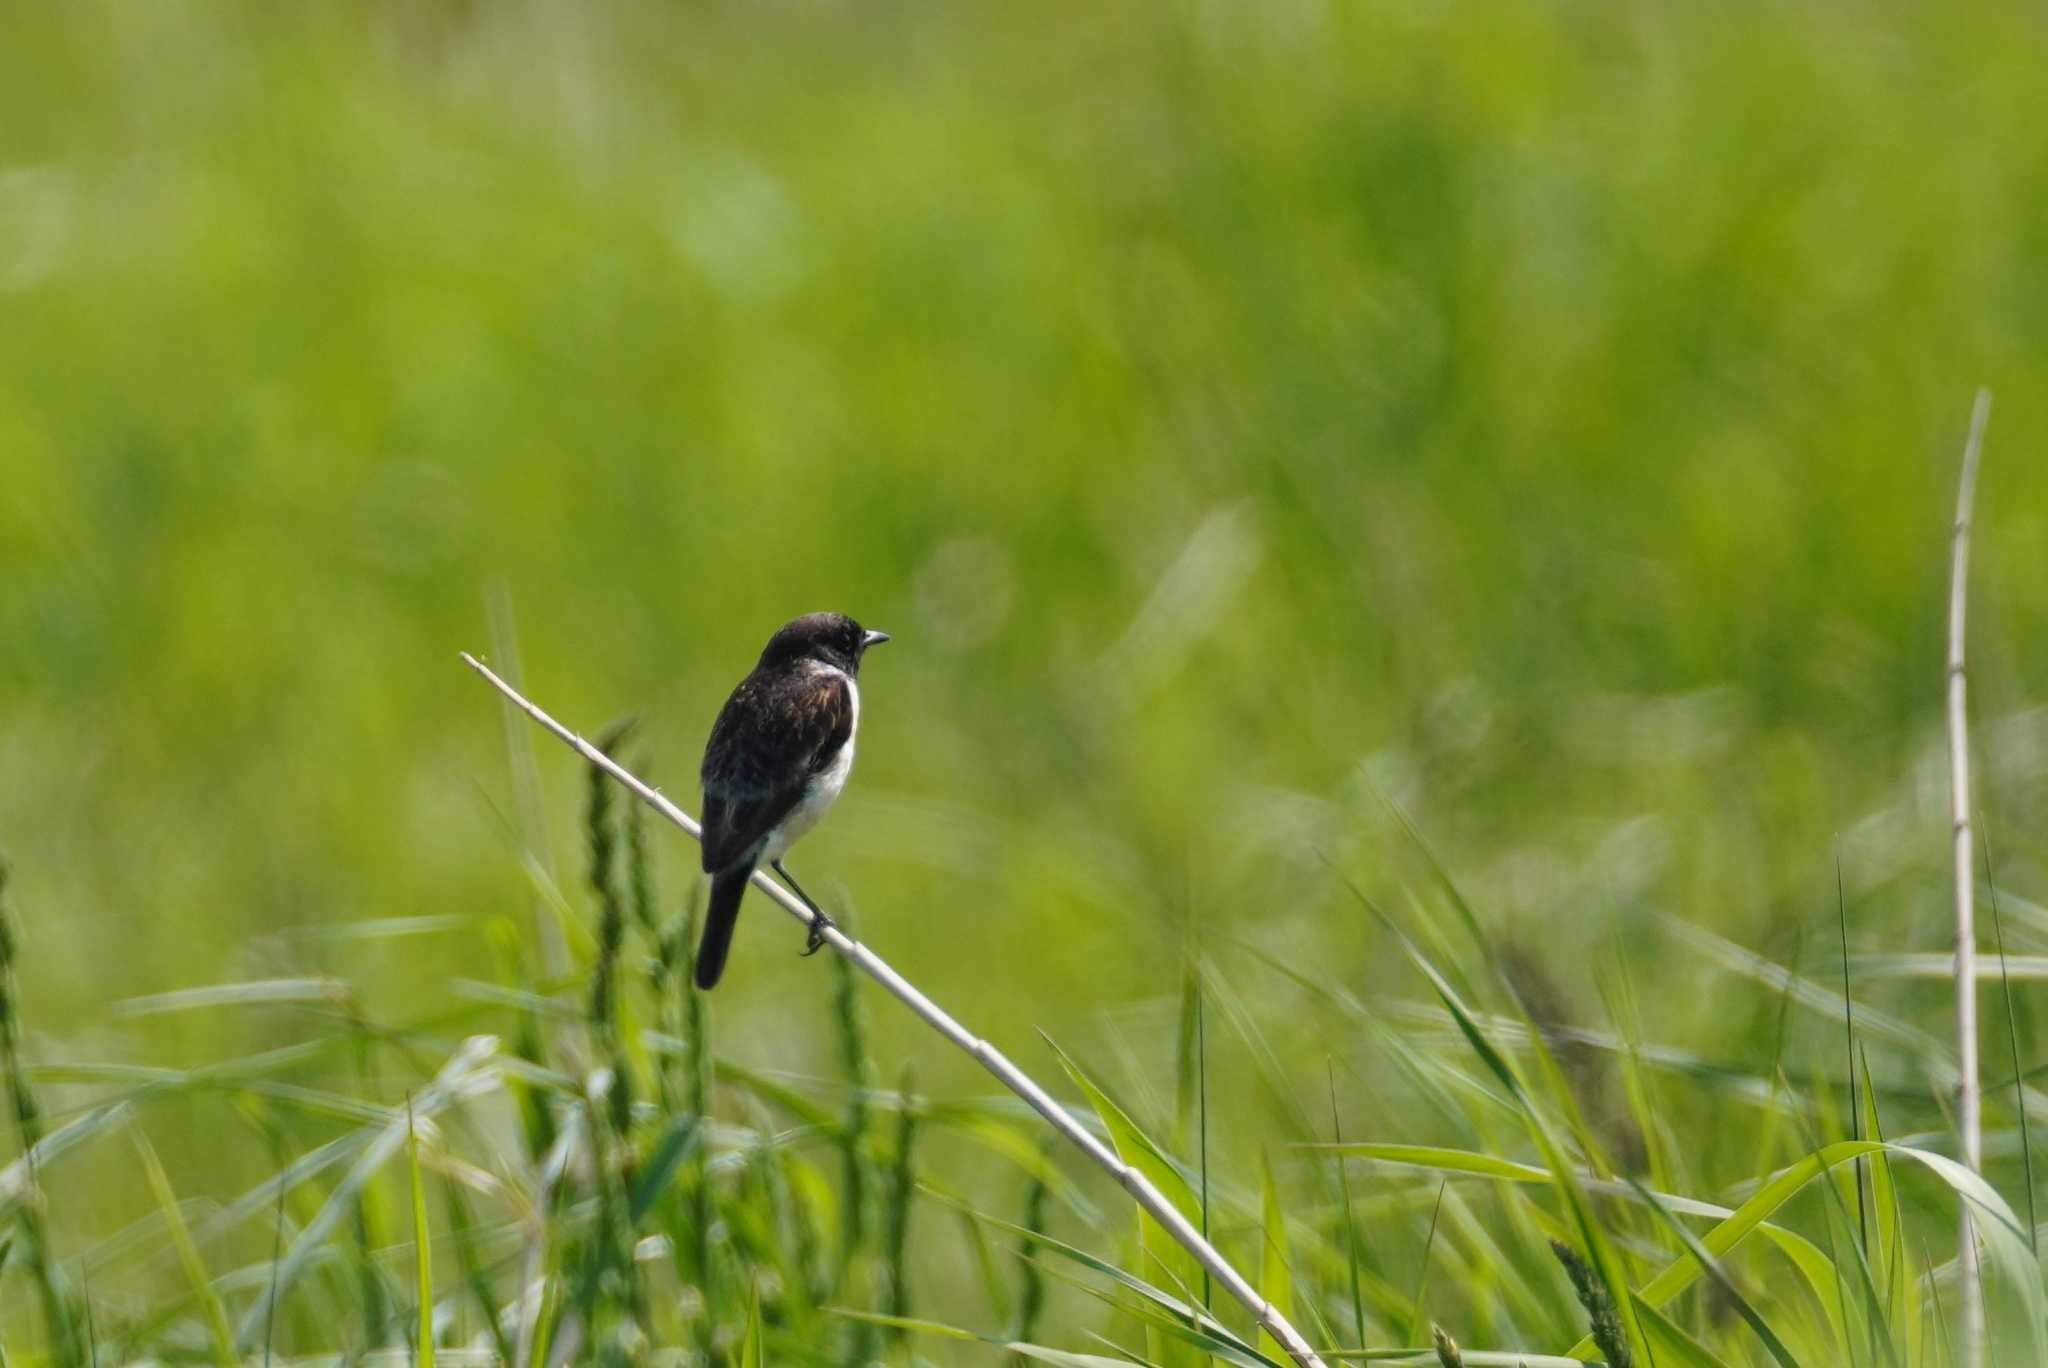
[694,865,752,990]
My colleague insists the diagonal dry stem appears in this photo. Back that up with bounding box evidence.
[460,651,1331,1368]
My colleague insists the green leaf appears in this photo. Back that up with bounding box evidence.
[1259,1150,1294,1363]
[830,1307,1133,1365]
[922,1187,1283,1368]
[0,1103,137,1225]
[628,1114,701,1224]
[406,1097,436,1368]
[1632,1295,1734,1367]
[1030,1257,1293,1368]
[1627,1175,1797,1367]
[740,1280,764,1368]
[1857,1045,1915,1364]
[1569,1139,2046,1364]
[1309,1142,1549,1184]
[232,1034,500,1351]
[132,1131,238,1368]
[1043,1035,1200,1223]
[1044,1032,1206,1368]
[116,977,351,1017]
[1334,873,1649,1364]
[937,1113,1090,1210]
[955,1199,1014,1326]
[1326,1063,1370,1351]
[1201,957,1315,1138]
[1312,1137,1847,1350]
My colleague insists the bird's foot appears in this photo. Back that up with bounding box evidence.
[802,913,836,956]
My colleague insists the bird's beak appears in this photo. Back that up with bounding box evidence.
[862,629,891,649]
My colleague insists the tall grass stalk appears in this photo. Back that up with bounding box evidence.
[265,1181,286,1365]
[1982,829,2036,1251]
[406,1096,436,1368]
[884,1066,919,1333]
[829,918,879,1366]
[586,720,635,1086]
[624,759,680,1114]
[461,652,1336,1368]
[133,1129,238,1368]
[437,1161,513,1365]
[1550,1240,1631,1368]
[1626,1176,1799,1368]
[685,940,716,1352]
[0,860,83,1364]
[1195,971,1210,1314]
[1405,1180,1447,1347]
[1009,1141,1053,1353]
[1838,860,1868,1259]
[1945,386,1992,1368]
[1326,1062,1368,1349]
[830,910,876,1285]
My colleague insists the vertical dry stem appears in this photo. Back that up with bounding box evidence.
[1947,386,1991,1368]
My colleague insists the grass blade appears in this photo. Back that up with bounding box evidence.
[1197,973,1211,1313]
[1565,1137,2044,1362]
[1837,858,1868,1265]
[233,1034,499,1351]
[1043,1031,1205,1366]
[1857,1043,1917,1362]
[628,1114,702,1225]
[1983,829,2036,1253]
[407,1096,435,1368]
[1012,1142,1054,1345]
[1404,1181,1446,1347]
[885,1065,919,1330]
[1327,1062,1369,1350]
[832,1308,1133,1365]
[1630,1295,1732,1368]
[133,1130,238,1368]
[740,1278,764,1368]
[1259,1149,1294,1363]
[1626,1174,1798,1367]
[924,1186,1283,1367]
[1330,870,1647,1364]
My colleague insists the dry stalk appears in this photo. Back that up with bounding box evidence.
[1947,386,1991,1368]
[461,652,1332,1368]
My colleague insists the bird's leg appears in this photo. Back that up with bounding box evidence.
[771,860,835,954]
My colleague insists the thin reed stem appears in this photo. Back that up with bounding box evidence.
[460,652,1335,1368]
[1946,386,1991,1368]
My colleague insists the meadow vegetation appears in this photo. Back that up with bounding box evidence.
[6,2,2048,1362]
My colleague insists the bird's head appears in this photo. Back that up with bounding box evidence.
[758,612,890,676]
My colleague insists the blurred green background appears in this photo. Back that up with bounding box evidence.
[6,0,2048,1359]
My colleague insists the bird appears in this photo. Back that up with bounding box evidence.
[694,612,889,990]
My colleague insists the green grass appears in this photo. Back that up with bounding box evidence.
[7,0,2048,1362]
[5,681,2046,1362]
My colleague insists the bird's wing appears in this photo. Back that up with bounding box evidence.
[698,670,854,873]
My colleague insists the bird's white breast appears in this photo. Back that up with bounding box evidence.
[761,666,858,861]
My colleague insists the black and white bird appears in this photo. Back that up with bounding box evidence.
[694,612,889,989]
